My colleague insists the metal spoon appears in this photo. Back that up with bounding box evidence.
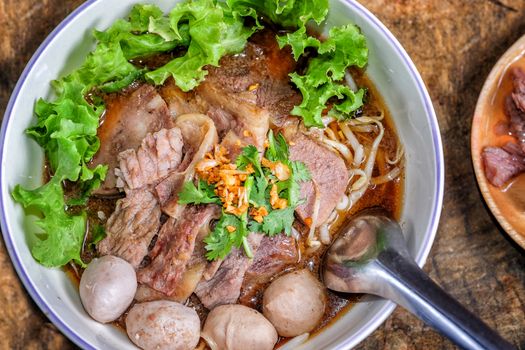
[321,211,515,350]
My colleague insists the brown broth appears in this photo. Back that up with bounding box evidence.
[62,31,404,349]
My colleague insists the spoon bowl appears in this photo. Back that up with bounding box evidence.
[322,212,515,350]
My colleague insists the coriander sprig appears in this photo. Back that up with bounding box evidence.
[178,130,311,260]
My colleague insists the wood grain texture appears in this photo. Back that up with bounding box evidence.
[0,0,524,349]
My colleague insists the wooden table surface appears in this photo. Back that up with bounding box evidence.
[1,0,524,349]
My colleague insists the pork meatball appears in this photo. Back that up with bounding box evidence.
[202,304,277,350]
[126,300,200,350]
[262,269,326,337]
[79,255,136,323]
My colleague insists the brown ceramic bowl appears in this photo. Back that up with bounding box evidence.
[472,34,525,249]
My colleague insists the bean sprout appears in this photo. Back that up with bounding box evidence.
[345,71,358,92]
[307,180,321,247]
[350,124,375,133]
[324,127,338,141]
[195,341,207,350]
[291,226,301,241]
[372,166,401,185]
[348,168,368,191]
[200,333,217,350]
[319,224,331,245]
[386,143,405,165]
[322,116,335,127]
[326,209,338,224]
[336,195,349,210]
[347,119,385,210]
[317,135,353,164]
[340,122,364,166]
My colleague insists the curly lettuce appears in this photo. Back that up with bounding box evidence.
[278,24,369,127]
[13,4,186,267]
[14,0,368,267]
[145,0,260,90]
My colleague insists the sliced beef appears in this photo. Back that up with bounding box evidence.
[137,205,218,296]
[200,29,300,127]
[154,114,218,218]
[159,79,209,117]
[194,233,263,310]
[92,84,173,196]
[197,82,270,153]
[134,262,205,302]
[285,128,349,226]
[135,211,211,303]
[202,258,223,281]
[482,144,525,187]
[98,188,161,268]
[115,128,183,192]
[239,234,297,308]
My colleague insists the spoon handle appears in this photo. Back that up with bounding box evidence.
[373,249,515,350]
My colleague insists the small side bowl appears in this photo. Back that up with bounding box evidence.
[0,0,444,349]
[471,34,525,249]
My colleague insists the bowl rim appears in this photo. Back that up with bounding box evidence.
[471,33,525,249]
[0,0,444,349]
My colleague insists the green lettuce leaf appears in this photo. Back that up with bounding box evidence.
[227,0,329,28]
[12,179,86,267]
[290,72,366,127]
[129,4,164,32]
[280,24,369,127]
[145,0,259,90]
[276,26,321,60]
[94,8,189,61]
[305,25,368,86]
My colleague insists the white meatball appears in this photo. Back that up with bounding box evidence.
[202,304,277,350]
[79,255,137,323]
[263,269,326,337]
[126,301,200,350]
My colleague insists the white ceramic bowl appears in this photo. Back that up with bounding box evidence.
[0,0,444,349]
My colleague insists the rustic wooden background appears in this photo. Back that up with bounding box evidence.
[0,0,524,349]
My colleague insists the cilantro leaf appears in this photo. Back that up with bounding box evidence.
[291,161,311,182]
[204,213,240,260]
[178,180,221,205]
[249,175,269,208]
[266,131,289,163]
[204,212,250,260]
[261,207,295,236]
[236,145,263,175]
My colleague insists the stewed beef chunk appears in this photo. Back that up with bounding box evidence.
[138,205,219,296]
[98,189,161,268]
[91,84,173,195]
[194,233,263,309]
[483,144,525,187]
[115,128,183,193]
